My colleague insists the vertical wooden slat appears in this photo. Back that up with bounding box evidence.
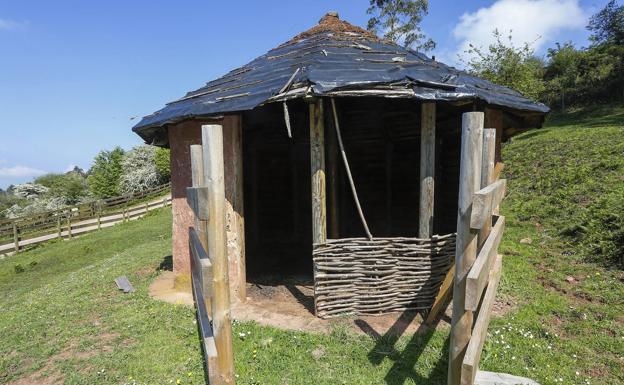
[448,112,483,385]
[419,102,436,238]
[326,109,339,239]
[13,222,19,253]
[67,213,72,239]
[202,124,235,384]
[478,129,496,247]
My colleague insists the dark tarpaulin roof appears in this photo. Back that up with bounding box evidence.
[133,13,549,143]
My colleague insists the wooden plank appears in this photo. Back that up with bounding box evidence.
[449,111,483,385]
[187,186,210,220]
[470,179,507,230]
[461,254,503,385]
[419,102,436,238]
[114,276,135,293]
[202,124,235,384]
[425,264,455,325]
[475,370,539,385]
[327,106,340,239]
[192,270,220,385]
[189,227,213,297]
[465,216,505,311]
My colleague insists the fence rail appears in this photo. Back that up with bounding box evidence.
[0,183,171,255]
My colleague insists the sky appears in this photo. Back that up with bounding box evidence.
[0,0,610,188]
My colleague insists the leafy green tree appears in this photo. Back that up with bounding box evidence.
[544,42,582,110]
[154,147,171,181]
[87,147,125,199]
[588,0,624,46]
[35,172,88,204]
[461,29,545,101]
[366,0,435,51]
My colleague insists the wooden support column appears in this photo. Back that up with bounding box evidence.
[448,112,483,385]
[484,108,503,163]
[419,102,436,238]
[326,110,339,239]
[310,98,326,314]
[202,124,235,384]
[223,115,246,303]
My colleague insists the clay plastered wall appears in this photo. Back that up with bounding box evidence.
[168,116,245,302]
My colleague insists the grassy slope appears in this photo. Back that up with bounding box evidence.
[0,106,622,385]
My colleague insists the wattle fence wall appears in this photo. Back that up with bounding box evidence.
[313,233,455,318]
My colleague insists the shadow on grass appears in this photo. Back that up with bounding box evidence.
[356,311,450,385]
[157,255,173,271]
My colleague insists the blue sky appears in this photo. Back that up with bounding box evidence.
[0,0,609,188]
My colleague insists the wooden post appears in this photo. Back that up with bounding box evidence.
[478,129,496,247]
[67,213,72,239]
[202,124,235,384]
[97,205,102,230]
[419,102,436,238]
[326,109,339,239]
[484,108,503,163]
[57,216,62,237]
[448,112,483,385]
[13,222,19,253]
[310,98,327,316]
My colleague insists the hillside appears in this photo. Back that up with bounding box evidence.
[0,107,623,385]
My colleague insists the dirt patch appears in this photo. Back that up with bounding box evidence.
[149,271,193,306]
[492,297,516,317]
[233,277,440,336]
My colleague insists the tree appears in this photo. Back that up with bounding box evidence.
[367,0,435,51]
[87,147,125,199]
[461,29,545,101]
[544,42,581,110]
[154,147,171,181]
[118,145,161,194]
[35,172,88,204]
[588,0,624,46]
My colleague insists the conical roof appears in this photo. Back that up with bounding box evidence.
[133,12,549,142]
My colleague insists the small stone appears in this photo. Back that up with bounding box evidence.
[565,276,576,283]
[312,346,325,360]
[520,237,533,244]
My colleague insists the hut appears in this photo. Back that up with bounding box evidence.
[132,13,548,316]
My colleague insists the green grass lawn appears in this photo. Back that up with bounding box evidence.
[1,106,623,385]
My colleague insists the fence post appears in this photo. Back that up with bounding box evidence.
[478,129,497,247]
[57,215,62,237]
[97,203,102,230]
[67,212,73,239]
[13,222,19,253]
[202,124,235,384]
[448,112,483,385]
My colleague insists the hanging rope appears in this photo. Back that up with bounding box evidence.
[330,98,373,240]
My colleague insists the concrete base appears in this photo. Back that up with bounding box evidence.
[476,371,540,385]
[148,271,193,306]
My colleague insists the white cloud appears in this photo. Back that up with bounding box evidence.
[0,18,26,31]
[0,165,46,178]
[452,0,586,60]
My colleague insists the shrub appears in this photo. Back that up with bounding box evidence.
[87,147,125,199]
[118,145,161,195]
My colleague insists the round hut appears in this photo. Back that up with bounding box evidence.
[132,13,548,317]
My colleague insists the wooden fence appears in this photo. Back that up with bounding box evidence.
[447,113,507,385]
[187,125,235,385]
[0,182,171,255]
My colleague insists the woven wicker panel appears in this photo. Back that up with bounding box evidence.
[313,234,456,318]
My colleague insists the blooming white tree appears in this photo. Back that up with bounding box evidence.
[118,145,161,194]
[12,183,49,200]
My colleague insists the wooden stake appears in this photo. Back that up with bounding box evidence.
[419,102,436,238]
[202,124,235,384]
[67,213,72,239]
[448,112,483,385]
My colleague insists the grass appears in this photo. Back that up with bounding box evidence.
[0,105,622,385]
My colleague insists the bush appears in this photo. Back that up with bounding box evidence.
[35,172,89,204]
[154,147,171,181]
[118,145,161,195]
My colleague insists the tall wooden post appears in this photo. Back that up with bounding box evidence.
[478,129,497,247]
[67,213,72,239]
[419,102,436,238]
[310,98,326,315]
[448,112,483,385]
[202,124,235,384]
[484,108,503,163]
[326,110,339,239]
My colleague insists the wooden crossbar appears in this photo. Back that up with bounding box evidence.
[461,253,503,385]
[465,216,505,311]
[191,263,219,384]
[470,179,506,229]
[190,227,213,298]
